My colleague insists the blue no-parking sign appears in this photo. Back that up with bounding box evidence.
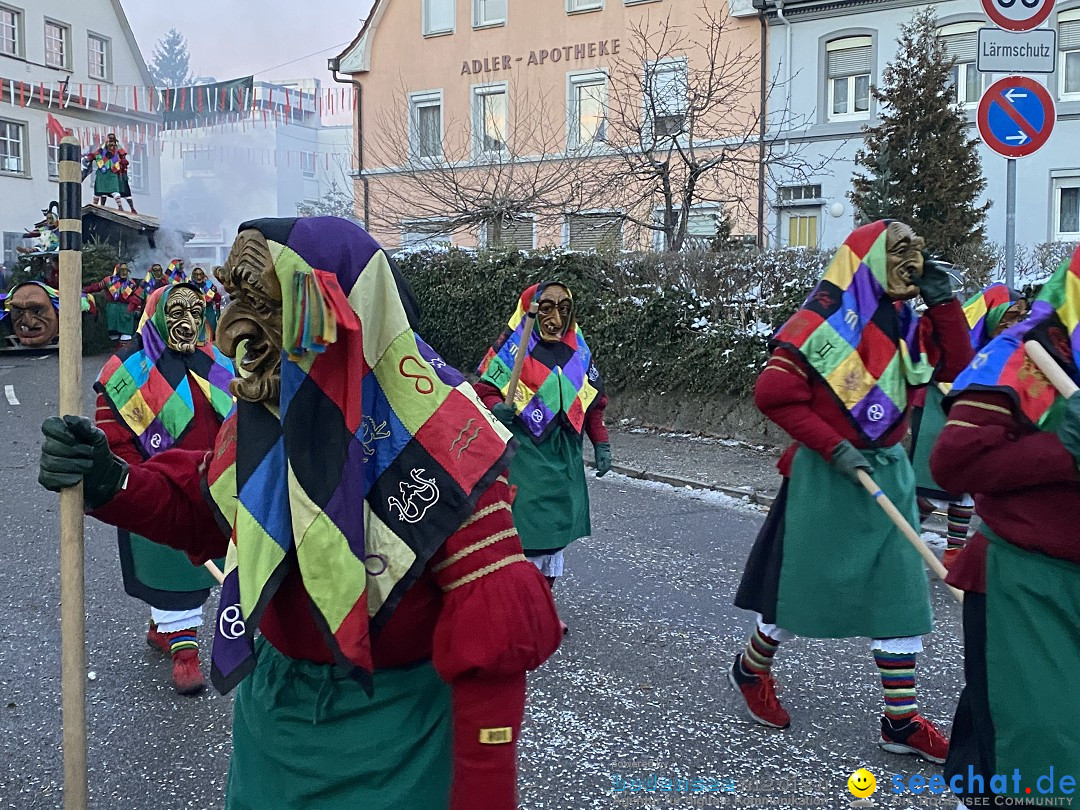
[976,76,1056,158]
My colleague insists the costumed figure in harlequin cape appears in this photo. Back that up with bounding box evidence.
[930,247,1080,808]
[84,133,136,213]
[2,280,94,347]
[84,263,142,343]
[909,284,1028,568]
[38,216,562,810]
[190,266,222,334]
[729,220,974,762]
[17,202,60,255]
[140,263,169,299]
[93,282,234,694]
[165,259,188,285]
[474,282,611,602]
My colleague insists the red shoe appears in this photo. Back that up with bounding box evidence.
[171,649,206,695]
[146,622,171,655]
[942,547,963,570]
[728,654,790,729]
[879,714,949,764]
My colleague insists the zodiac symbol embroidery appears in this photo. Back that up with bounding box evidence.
[812,290,835,309]
[360,416,391,457]
[218,604,246,640]
[844,309,859,330]
[113,378,130,393]
[815,341,835,359]
[428,355,447,370]
[363,553,389,576]
[129,404,145,423]
[867,403,886,422]
[841,368,863,393]
[971,351,989,370]
[399,355,435,395]
[449,418,481,459]
[388,468,441,524]
[1016,358,1050,400]
[150,433,162,450]
[530,409,544,424]
[587,365,599,382]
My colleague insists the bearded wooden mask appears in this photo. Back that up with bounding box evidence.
[164,286,205,354]
[8,284,58,347]
[216,230,282,403]
[537,284,573,342]
[884,222,926,301]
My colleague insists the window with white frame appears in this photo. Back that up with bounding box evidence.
[567,0,603,11]
[44,20,68,69]
[300,151,316,178]
[826,36,872,120]
[128,144,146,191]
[569,72,607,148]
[0,119,24,174]
[646,59,688,138]
[401,219,451,248]
[941,23,985,106]
[0,7,20,57]
[409,90,443,160]
[88,34,109,81]
[653,207,722,249]
[485,215,535,249]
[1054,178,1080,240]
[1061,10,1080,99]
[786,211,820,248]
[779,184,823,205]
[473,84,507,155]
[474,0,505,27]
[47,126,59,179]
[566,212,622,251]
[423,0,455,35]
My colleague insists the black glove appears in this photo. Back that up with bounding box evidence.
[491,402,516,426]
[829,440,872,485]
[39,415,128,510]
[916,253,955,307]
[1056,392,1080,466]
[593,442,612,477]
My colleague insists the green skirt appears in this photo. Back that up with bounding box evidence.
[774,445,933,638]
[104,301,136,336]
[909,386,957,500]
[226,639,452,810]
[985,531,1080,799]
[505,421,590,552]
[118,530,221,611]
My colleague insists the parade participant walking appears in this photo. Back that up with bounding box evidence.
[93,282,234,694]
[38,216,562,810]
[190,266,222,334]
[84,133,136,213]
[474,282,610,594]
[931,248,1080,808]
[730,220,973,763]
[140,263,169,299]
[910,284,1027,567]
[165,259,187,284]
[83,263,141,343]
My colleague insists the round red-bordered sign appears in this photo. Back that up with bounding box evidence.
[981,0,1055,32]
[977,76,1056,158]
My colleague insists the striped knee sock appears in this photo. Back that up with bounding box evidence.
[742,627,780,676]
[946,503,973,549]
[167,630,198,656]
[874,651,918,723]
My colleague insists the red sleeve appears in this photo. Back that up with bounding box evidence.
[930,392,1080,495]
[754,348,846,460]
[923,299,974,383]
[83,280,104,294]
[94,392,144,466]
[472,381,503,410]
[585,393,609,444]
[89,448,229,562]
[430,477,562,810]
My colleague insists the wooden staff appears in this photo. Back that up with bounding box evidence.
[58,135,87,809]
[504,302,539,407]
[1025,340,1079,398]
[855,470,964,603]
[204,560,225,584]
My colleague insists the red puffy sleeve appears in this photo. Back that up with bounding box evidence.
[585,393,609,444]
[754,348,846,460]
[95,392,144,466]
[922,298,974,383]
[473,380,503,410]
[429,476,562,810]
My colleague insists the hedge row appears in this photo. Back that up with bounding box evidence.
[394,246,831,399]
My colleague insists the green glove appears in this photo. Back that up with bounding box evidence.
[39,415,128,510]
[916,253,955,307]
[593,442,612,477]
[491,402,516,426]
[1055,391,1080,466]
[829,440,872,485]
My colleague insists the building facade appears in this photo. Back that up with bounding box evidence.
[732,0,1080,252]
[336,0,761,251]
[0,0,161,267]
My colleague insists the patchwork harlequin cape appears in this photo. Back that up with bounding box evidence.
[166,260,187,284]
[948,246,1080,431]
[963,283,1022,351]
[770,221,935,444]
[105,266,139,302]
[205,217,516,694]
[476,282,604,444]
[95,283,234,459]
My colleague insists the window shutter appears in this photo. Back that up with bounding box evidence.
[827,42,873,78]
[943,33,978,63]
[568,214,622,251]
[1060,19,1080,51]
[486,217,534,249]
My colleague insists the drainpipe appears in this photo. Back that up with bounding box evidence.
[328,57,370,230]
[754,0,768,250]
[773,0,793,247]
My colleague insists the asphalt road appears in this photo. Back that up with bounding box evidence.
[1,352,965,810]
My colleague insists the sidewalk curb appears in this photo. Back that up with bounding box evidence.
[587,461,777,507]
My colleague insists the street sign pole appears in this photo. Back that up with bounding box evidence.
[1004,171,1012,289]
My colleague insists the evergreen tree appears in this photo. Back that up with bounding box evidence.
[296,181,357,220]
[849,7,989,258]
[149,29,194,88]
